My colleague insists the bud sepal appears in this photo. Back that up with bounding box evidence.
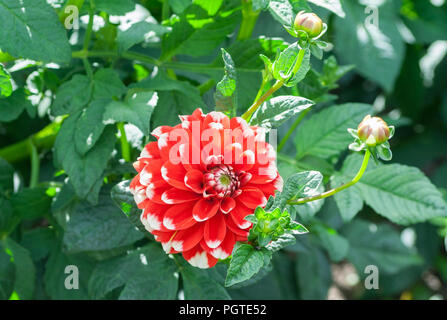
[348,115,395,162]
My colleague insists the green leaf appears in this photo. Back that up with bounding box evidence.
[20,228,56,262]
[4,238,36,300]
[74,99,109,156]
[250,95,313,129]
[339,154,447,225]
[54,113,116,203]
[253,0,270,11]
[0,64,12,98]
[331,173,363,222]
[334,0,405,91]
[111,180,147,234]
[10,187,52,220]
[88,243,178,300]
[265,233,296,252]
[279,170,323,206]
[225,243,269,287]
[295,245,331,299]
[401,1,447,44]
[268,0,296,27]
[0,0,71,63]
[307,0,345,18]
[62,192,144,253]
[295,103,373,160]
[214,48,237,114]
[117,21,171,52]
[93,69,127,100]
[180,260,230,300]
[51,75,92,116]
[341,219,423,274]
[44,244,95,299]
[0,89,32,122]
[0,157,14,192]
[131,73,205,127]
[280,171,324,221]
[169,0,193,14]
[161,2,241,61]
[313,225,349,262]
[0,244,14,300]
[103,92,157,136]
[95,0,135,15]
[272,42,300,81]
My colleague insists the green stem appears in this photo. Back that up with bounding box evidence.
[288,149,371,205]
[72,50,261,74]
[82,1,95,77]
[237,0,260,41]
[162,0,170,21]
[83,2,94,51]
[0,121,61,163]
[241,47,306,122]
[277,108,310,152]
[28,139,40,188]
[117,122,131,162]
[242,79,284,121]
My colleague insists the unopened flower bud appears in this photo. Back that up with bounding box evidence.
[294,11,323,38]
[357,115,390,147]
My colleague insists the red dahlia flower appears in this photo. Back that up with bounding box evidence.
[129,108,283,268]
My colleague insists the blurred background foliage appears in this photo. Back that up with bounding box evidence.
[0,0,446,300]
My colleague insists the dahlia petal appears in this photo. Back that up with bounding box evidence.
[225,215,250,238]
[139,141,160,160]
[163,202,196,230]
[161,160,189,190]
[182,244,218,269]
[249,162,278,183]
[153,230,177,254]
[232,150,255,172]
[192,198,220,222]
[184,169,204,194]
[139,159,163,186]
[204,213,226,249]
[236,187,268,209]
[145,184,170,205]
[171,223,204,252]
[209,231,235,259]
[203,111,230,130]
[230,201,253,229]
[161,188,201,204]
[220,197,236,214]
[142,201,170,231]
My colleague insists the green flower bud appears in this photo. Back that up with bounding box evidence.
[357,115,391,147]
[294,11,323,38]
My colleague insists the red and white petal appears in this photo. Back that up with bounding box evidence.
[152,230,177,254]
[230,201,253,229]
[162,202,196,230]
[171,223,204,252]
[225,215,250,238]
[204,213,226,249]
[139,141,160,160]
[249,161,278,184]
[192,198,220,222]
[161,160,189,190]
[220,197,236,214]
[209,231,235,260]
[184,169,204,193]
[142,201,170,231]
[161,188,201,204]
[139,159,164,186]
[182,244,218,269]
[236,187,268,209]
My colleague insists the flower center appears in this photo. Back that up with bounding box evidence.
[204,165,239,198]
